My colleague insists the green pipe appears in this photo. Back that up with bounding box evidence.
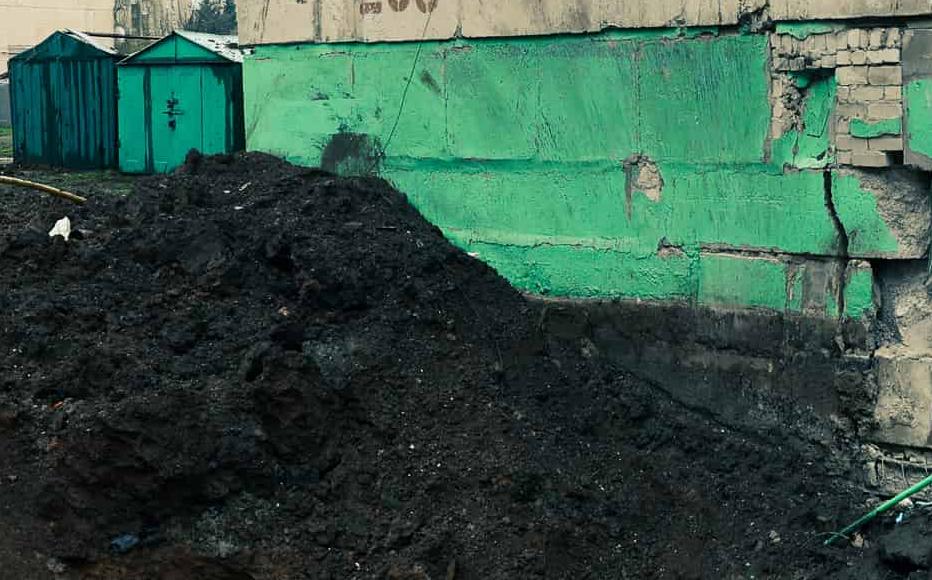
[825,473,932,546]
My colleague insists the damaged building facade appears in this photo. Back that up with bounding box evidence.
[234,0,932,462]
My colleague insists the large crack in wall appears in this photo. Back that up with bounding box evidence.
[823,170,851,328]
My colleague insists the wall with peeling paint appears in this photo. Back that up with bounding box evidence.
[243,30,925,320]
[240,11,932,452]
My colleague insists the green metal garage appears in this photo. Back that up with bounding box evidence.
[9,30,121,168]
[117,30,245,174]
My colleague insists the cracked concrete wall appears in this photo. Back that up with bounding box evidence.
[243,30,925,317]
[240,15,932,450]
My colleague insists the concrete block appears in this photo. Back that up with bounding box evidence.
[812,34,828,54]
[772,56,789,71]
[885,86,902,99]
[847,29,860,49]
[871,348,932,448]
[869,136,904,151]
[882,266,932,356]
[782,34,796,54]
[851,86,886,101]
[836,31,851,50]
[851,151,893,167]
[870,28,885,49]
[799,36,813,55]
[836,117,851,134]
[837,51,852,66]
[867,49,900,64]
[837,85,851,102]
[851,50,868,66]
[837,66,869,85]
[849,29,865,49]
[867,101,903,120]
[868,65,903,85]
[836,103,868,118]
[822,54,836,69]
[837,134,868,152]
[887,28,902,48]
[837,150,853,165]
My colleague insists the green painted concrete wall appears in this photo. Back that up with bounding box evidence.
[243,31,898,319]
[907,78,932,161]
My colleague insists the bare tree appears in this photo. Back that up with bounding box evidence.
[185,0,237,35]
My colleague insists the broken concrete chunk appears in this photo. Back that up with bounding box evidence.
[833,168,931,259]
[880,264,932,356]
[623,155,663,205]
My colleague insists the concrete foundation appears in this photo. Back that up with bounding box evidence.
[537,298,875,442]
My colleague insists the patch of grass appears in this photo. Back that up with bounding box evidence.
[0,126,12,157]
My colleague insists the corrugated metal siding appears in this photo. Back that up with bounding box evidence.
[9,33,118,168]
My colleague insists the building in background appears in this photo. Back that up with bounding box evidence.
[0,0,192,74]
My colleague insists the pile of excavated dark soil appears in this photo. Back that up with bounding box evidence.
[0,154,927,579]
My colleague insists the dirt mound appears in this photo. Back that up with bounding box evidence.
[0,154,915,579]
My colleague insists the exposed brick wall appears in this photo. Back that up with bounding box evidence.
[771,26,905,168]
